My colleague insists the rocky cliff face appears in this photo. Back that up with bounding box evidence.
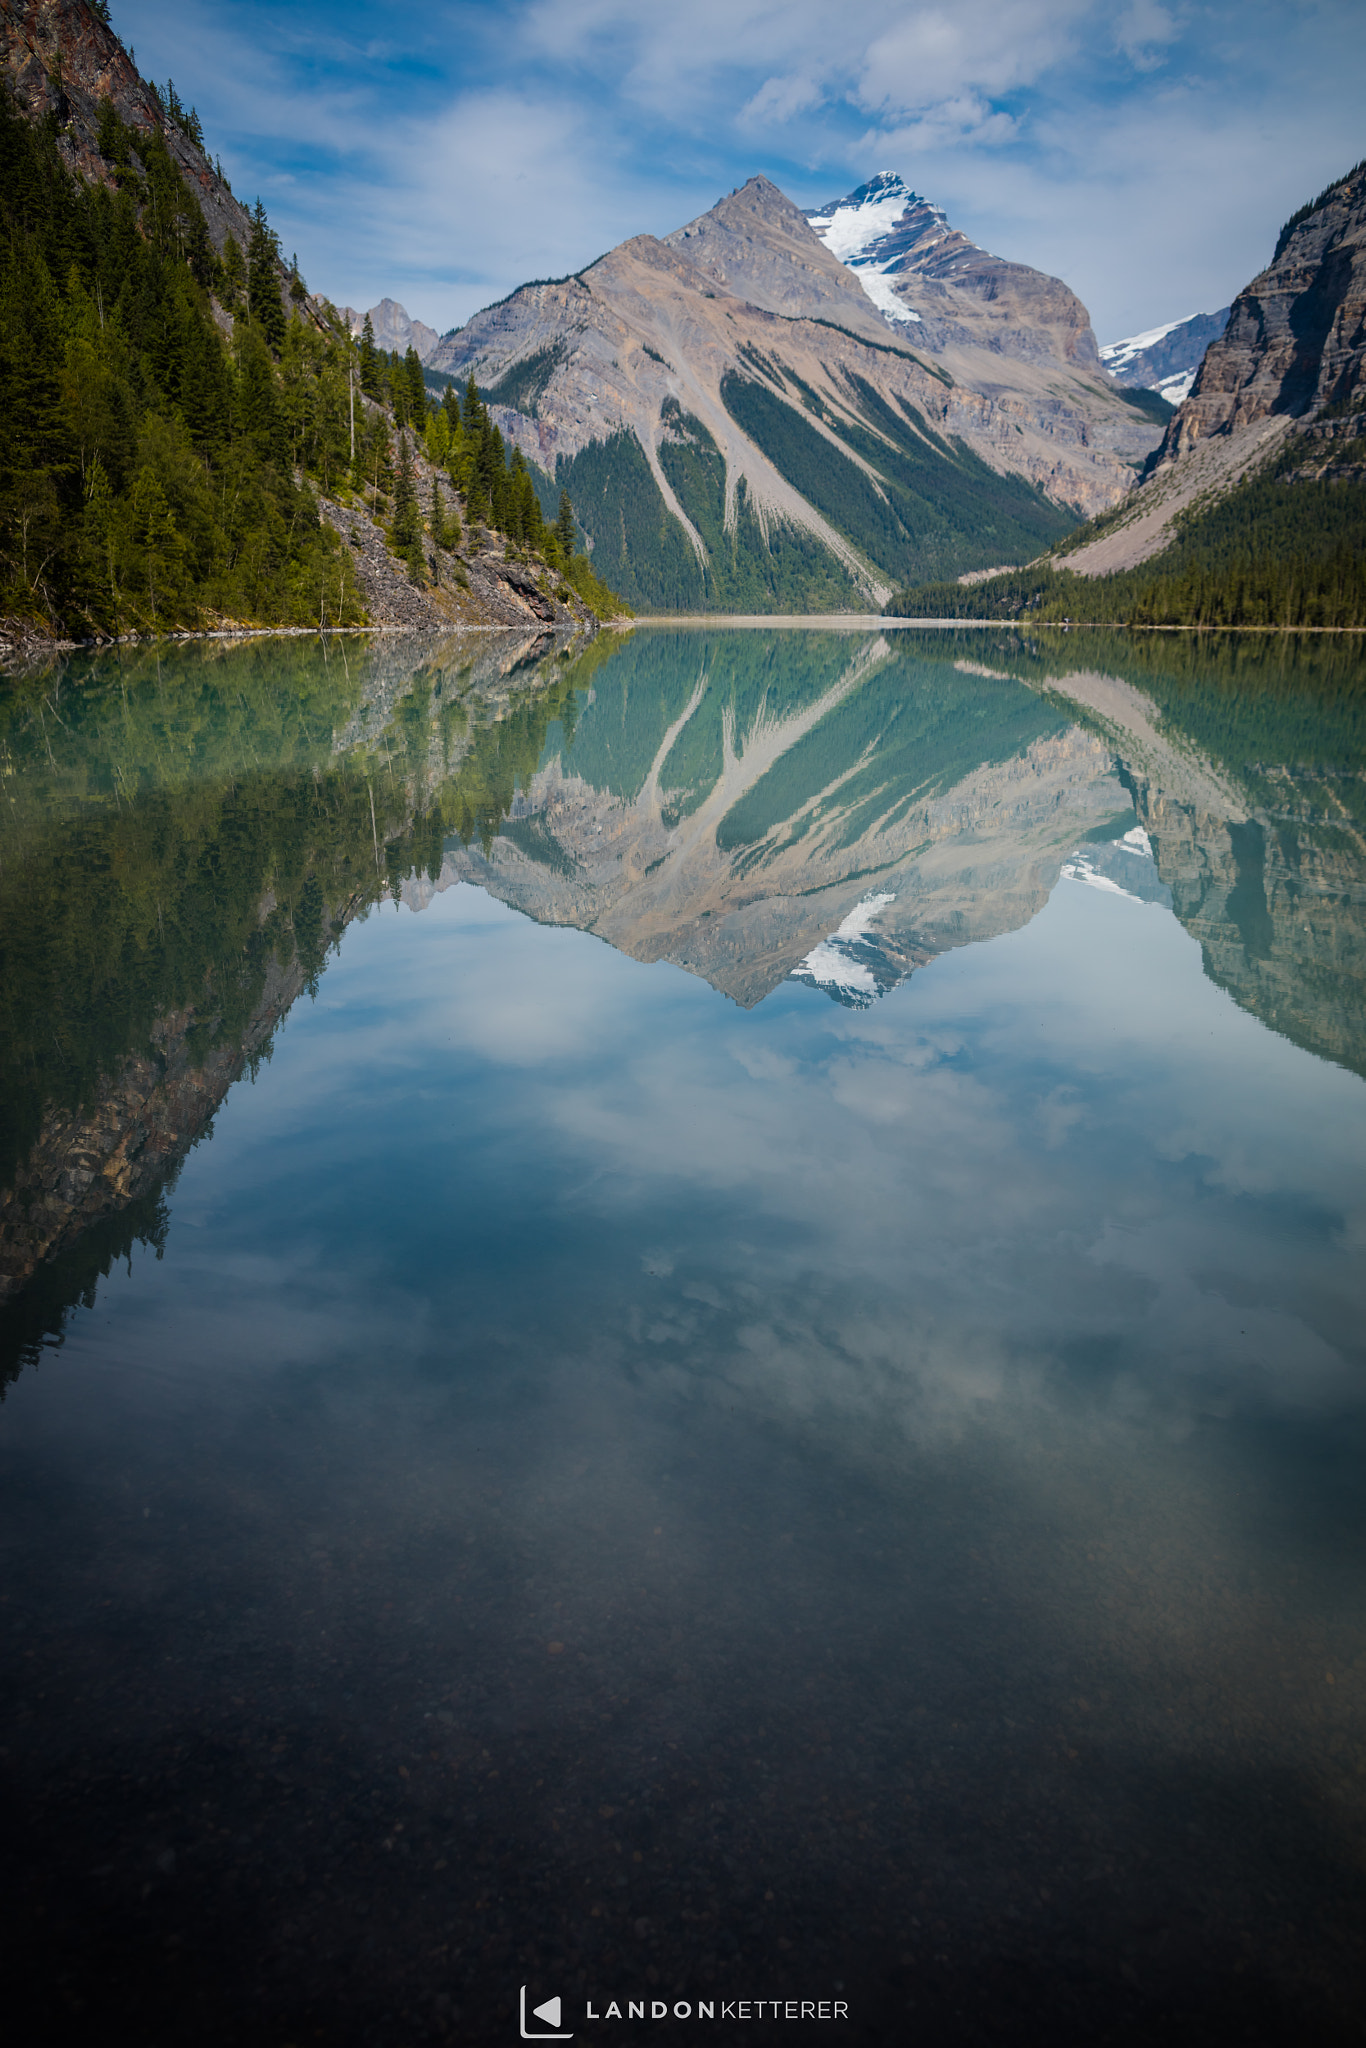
[1154,160,1366,466]
[1058,159,1366,576]
[805,173,1104,371]
[341,298,441,362]
[0,0,327,331]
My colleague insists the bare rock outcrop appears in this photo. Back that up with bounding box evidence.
[1152,160,1366,464]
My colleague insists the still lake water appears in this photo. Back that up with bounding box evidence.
[2,624,1365,2045]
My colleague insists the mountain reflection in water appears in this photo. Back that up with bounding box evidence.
[1,625,1365,2047]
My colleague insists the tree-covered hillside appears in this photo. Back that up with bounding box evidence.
[886,433,1366,628]
[0,81,624,640]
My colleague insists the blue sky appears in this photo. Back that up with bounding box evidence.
[113,0,1364,343]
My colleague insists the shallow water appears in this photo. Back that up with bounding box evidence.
[2,626,1365,2045]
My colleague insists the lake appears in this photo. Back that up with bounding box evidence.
[2,624,1364,2046]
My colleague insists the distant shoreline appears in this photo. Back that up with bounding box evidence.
[629,615,1366,633]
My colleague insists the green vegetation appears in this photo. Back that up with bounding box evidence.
[0,632,606,1215]
[480,343,567,417]
[0,81,626,640]
[657,400,861,612]
[0,84,364,636]
[887,442,1366,629]
[721,369,1075,588]
[554,429,706,611]
[1118,387,1177,426]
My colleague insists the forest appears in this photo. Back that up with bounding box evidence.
[886,433,1366,629]
[0,83,621,639]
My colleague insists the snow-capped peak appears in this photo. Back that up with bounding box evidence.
[804,174,932,327]
[806,173,932,266]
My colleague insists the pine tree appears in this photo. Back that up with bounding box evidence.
[392,430,420,550]
[404,346,426,425]
[556,489,576,561]
[463,372,482,434]
[247,199,285,352]
[359,313,380,400]
[430,475,458,554]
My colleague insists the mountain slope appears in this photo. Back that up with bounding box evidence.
[890,158,1366,623]
[803,173,1103,370]
[1100,308,1232,406]
[426,176,1164,613]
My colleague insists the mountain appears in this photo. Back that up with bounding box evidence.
[341,297,441,363]
[1100,308,1232,405]
[803,173,1103,369]
[888,158,1366,627]
[430,630,1123,1009]
[424,174,1165,613]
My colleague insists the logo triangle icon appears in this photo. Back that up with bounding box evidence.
[532,1998,562,2028]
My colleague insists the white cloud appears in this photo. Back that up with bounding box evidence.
[112,0,1366,344]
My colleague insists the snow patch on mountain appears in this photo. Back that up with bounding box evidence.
[1100,317,1196,375]
[1153,369,1197,405]
[851,271,922,324]
[805,173,936,328]
[1059,824,1171,907]
[806,180,919,265]
[791,892,902,1007]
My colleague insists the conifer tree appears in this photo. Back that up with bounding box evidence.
[392,430,420,550]
[220,235,247,316]
[463,372,482,434]
[406,530,427,586]
[359,313,381,400]
[556,490,576,561]
[247,200,286,351]
[404,346,427,425]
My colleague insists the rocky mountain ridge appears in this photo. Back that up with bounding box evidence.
[0,0,326,336]
[1057,157,1366,579]
[804,173,1104,371]
[422,174,1162,610]
[339,297,441,363]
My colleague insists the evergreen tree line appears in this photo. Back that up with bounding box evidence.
[885,440,1366,630]
[343,337,625,616]
[0,84,365,635]
[0,81,625,637]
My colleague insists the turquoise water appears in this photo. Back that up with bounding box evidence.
[2,626,1365,2045]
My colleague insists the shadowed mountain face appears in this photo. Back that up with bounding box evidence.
[4,629,1363,1355]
